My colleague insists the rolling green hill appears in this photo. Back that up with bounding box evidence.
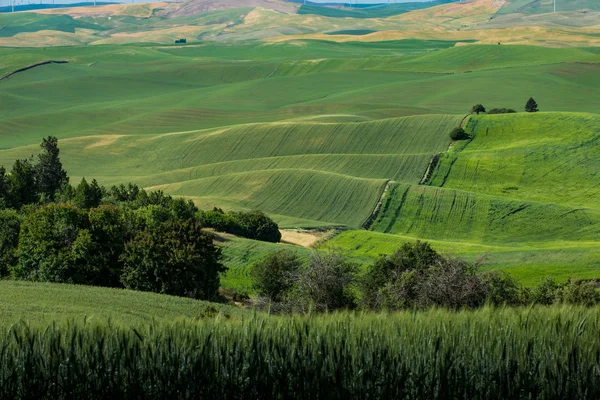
[325,112,600,285]
[1,41,600,287]
[0,281,243,324]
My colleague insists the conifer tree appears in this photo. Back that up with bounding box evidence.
[525,97,539,113]
[35,136,68,201]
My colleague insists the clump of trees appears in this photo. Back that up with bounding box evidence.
[525,97,539,112]
[487,108,517,114]
[199,208,281,243]
[0,137,281,300]
[252,241,600,313]
[449,127,469,141]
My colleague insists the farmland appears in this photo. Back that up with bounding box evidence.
[1,305,600,398]
[0,280,242,325]
[2,0,600,396]
[1,39,600,287]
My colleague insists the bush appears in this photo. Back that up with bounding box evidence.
[362,241,442,310]
[0,209,21,276]
[120,219,225,300]
[449,127,469,141]
[362,242,529,310]
[198,208,244,235]
[250,249,302,302]
[556,279,600,306]
[531,276,560,305]
[295,250,357,312]
[14,203,98,284]
[487,108,517,114]
[232,210,281,243]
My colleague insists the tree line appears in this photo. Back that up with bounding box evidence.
[0,137,281,300]
[251,242,600,313]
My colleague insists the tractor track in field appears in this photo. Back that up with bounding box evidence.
[0,60,68,82]
[362,180,393,230]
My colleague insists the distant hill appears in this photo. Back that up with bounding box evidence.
[0,2,116,13]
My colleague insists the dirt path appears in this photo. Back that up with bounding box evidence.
[280,230,323,248]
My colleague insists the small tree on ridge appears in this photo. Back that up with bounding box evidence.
[470,104,486,115]
[525,97,539,113]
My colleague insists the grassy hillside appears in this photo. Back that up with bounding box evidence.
[0,113,460,227]
[349,112,600,284]
[0,281,243,324]
[1,42,600,286]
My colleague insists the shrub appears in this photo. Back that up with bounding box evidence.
[0,209,20,276]
[556,279,600,306]
[198,208,244,235]
[232,210,281,243]
[295,250,357,312]
[531,276,559,305]
[250,249,302,302]
[449,127,469,141]
[120,219,225,300]
[14,203,99,284]
[487,108,517,114]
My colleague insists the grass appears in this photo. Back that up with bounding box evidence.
[0,280,243,325]
[0,113,460,228]
[0,306,599,398]
[343,112,600,285]
[2,41,600,286]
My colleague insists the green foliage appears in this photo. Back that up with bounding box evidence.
[0,166,6,209]
[531,276,560,305]
[1,307,600,398]
[121,219,225,300]
[232,210,281,243]
[198,208,244,235]
[487,108,517,114]
[73,177,103,209]
[470,104,486,114]
[0,209,20,276]
[6,159,37,209]
[449,127,469,141]
[556,279,600,306]
[14,203,96,284]
[525,97,539,112]
[34,136,68,202]
[362,242,525,310]
[250,249,301,302]
[295,250,358,312]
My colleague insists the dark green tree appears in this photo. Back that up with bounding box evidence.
[120,219,225,300]
[73,178,103,209]
[251,249,302,302]
[525,97,539,112]
[0,166,6,208]
[295,250,357,312]
[6,159,37,208]
[449,127,469,141]
[0,209,21,276]
[35,136,68,201]
[15,203,101,284]
[362,241,443,310]
[88,205,127,287]
[232,210,281,242]
[470,104,486,115]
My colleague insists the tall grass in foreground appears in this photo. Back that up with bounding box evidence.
[1,306,599,399]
